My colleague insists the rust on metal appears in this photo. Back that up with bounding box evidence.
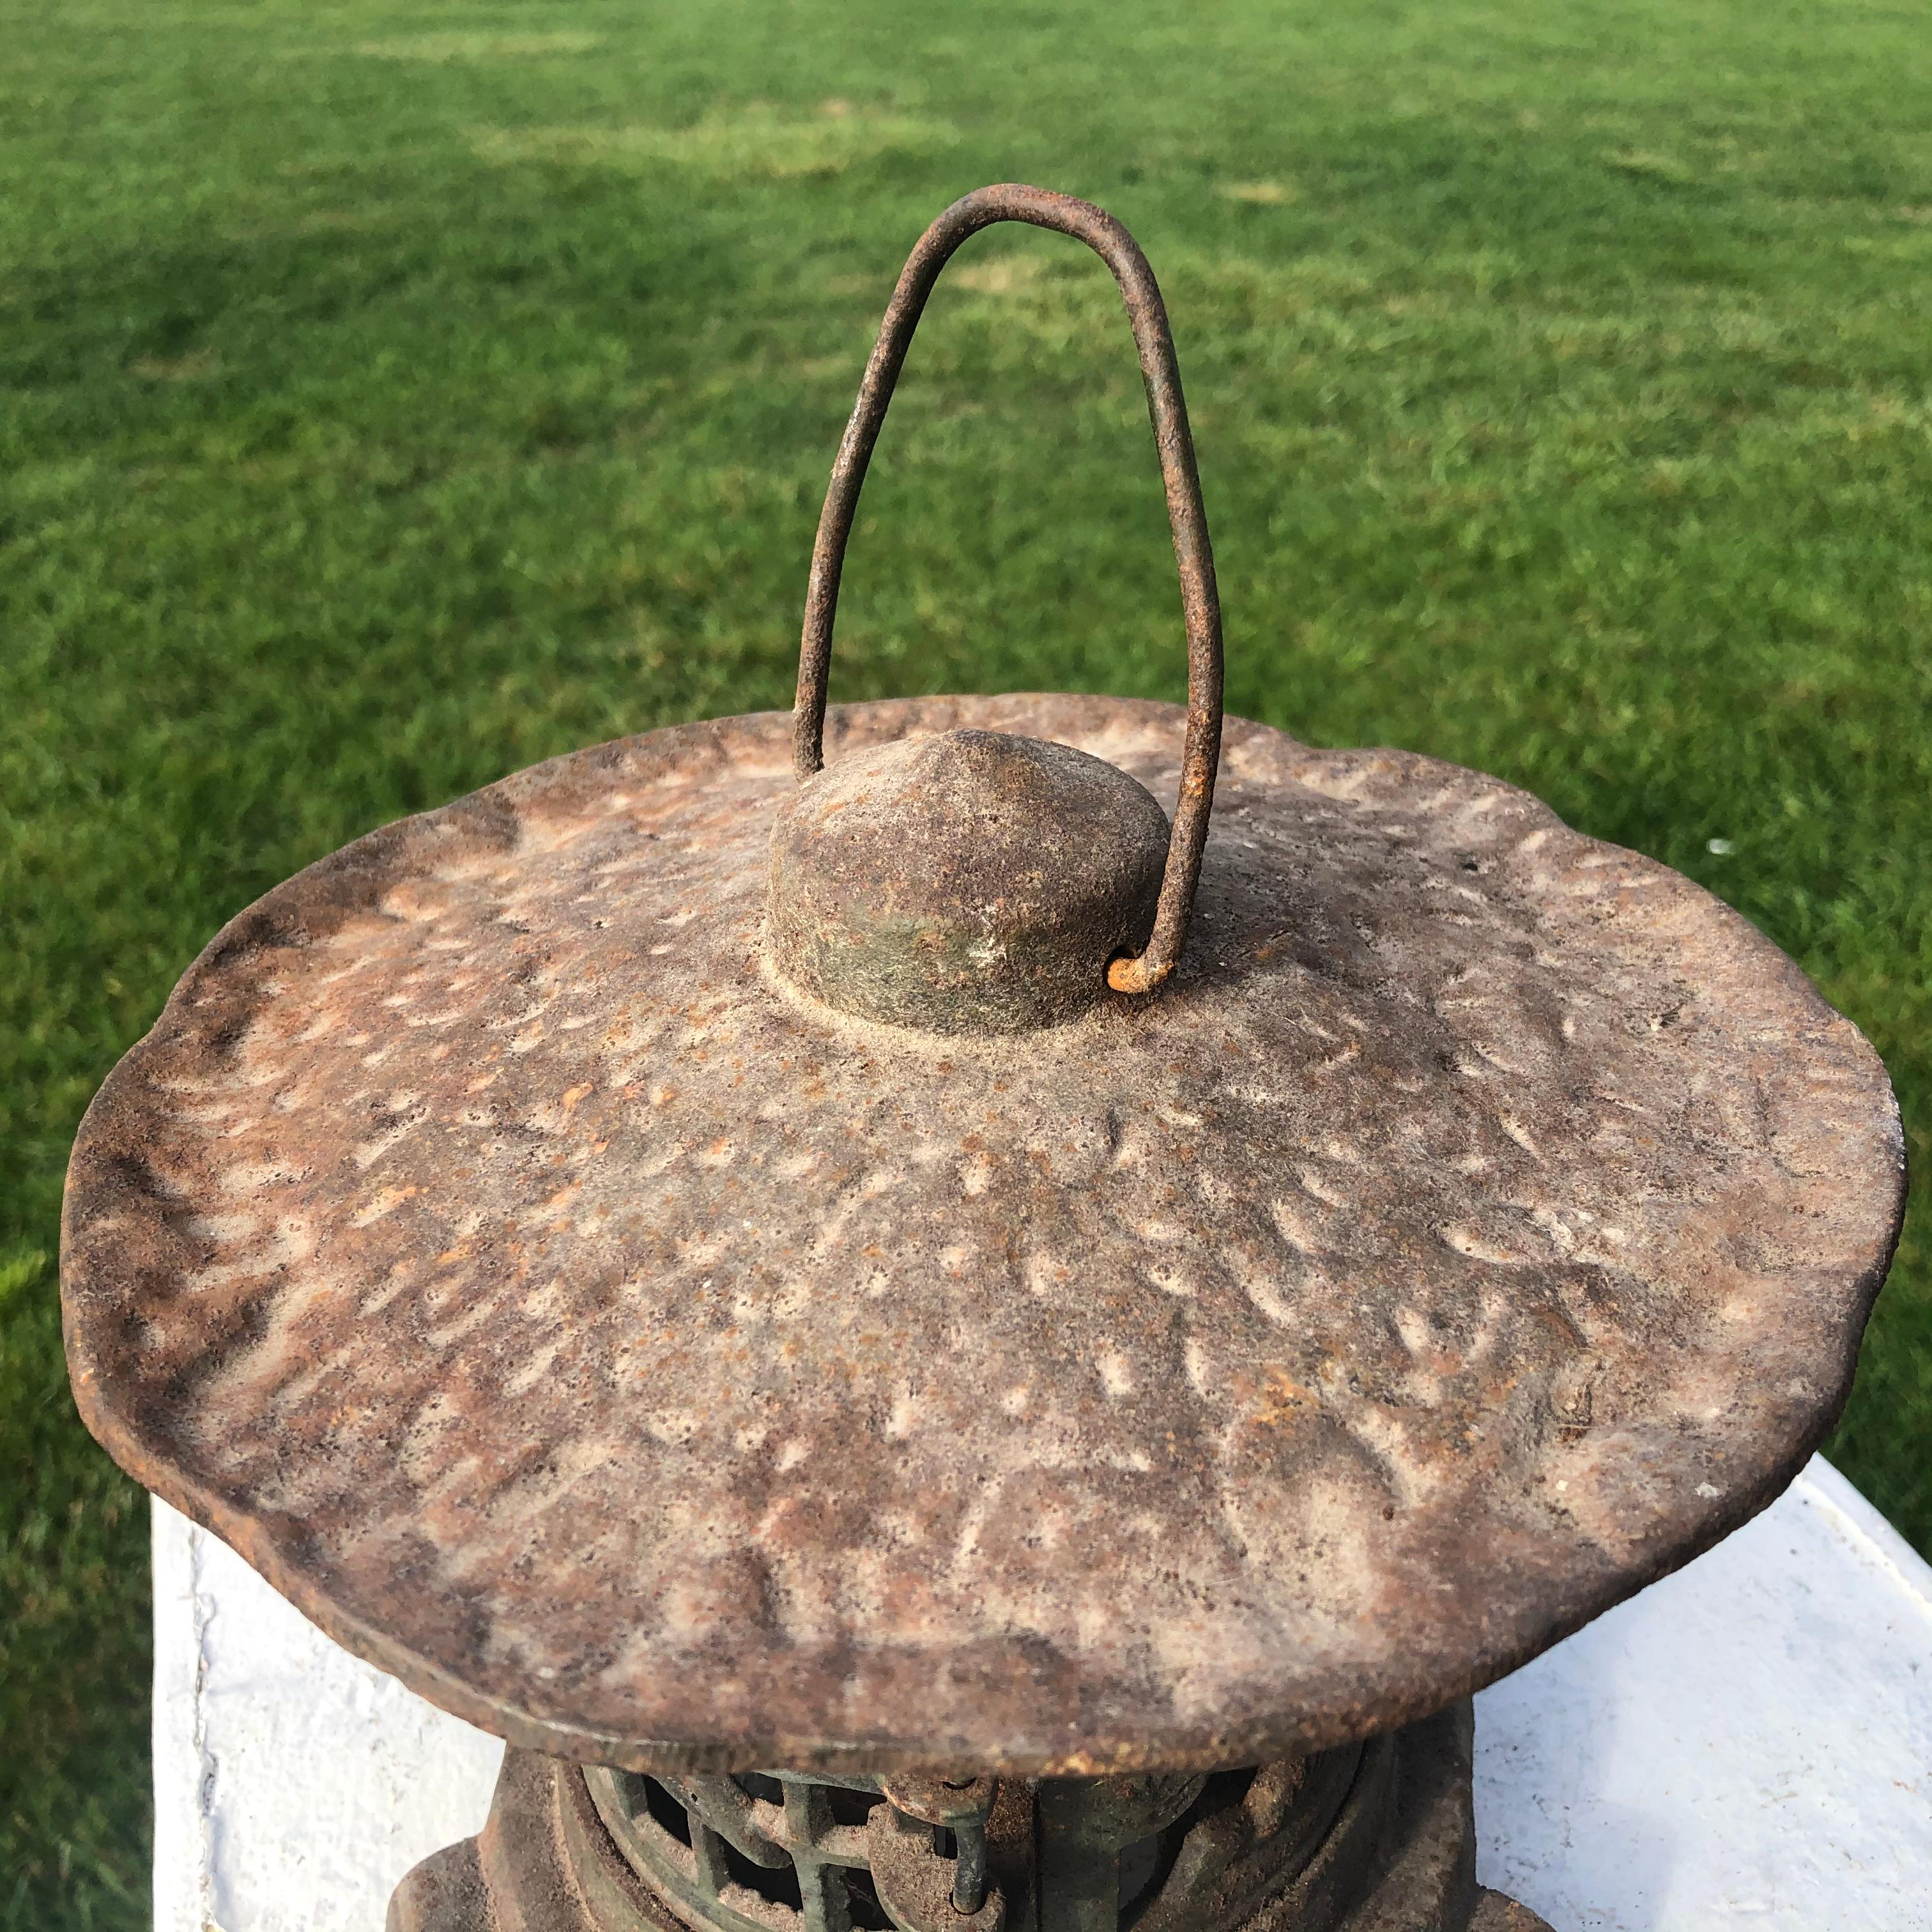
[767,728,1169,1033]
[792,185,1223,999]
[61,178,1899,1932]
[62,693,1905,1778]
[390,1706,1551,1931]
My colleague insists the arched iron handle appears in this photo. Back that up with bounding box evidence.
[792,183,1224,997]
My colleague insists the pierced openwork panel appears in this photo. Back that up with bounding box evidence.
[590,1771,898,1932]
[390,1709,1551,1932]
[581,1753,1374,1932]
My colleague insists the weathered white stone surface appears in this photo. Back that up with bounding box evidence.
[152,1495,502,1932]
[1474,1456,1932,1929]
[155,1455,1932,1932]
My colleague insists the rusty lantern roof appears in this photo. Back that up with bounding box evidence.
[63,188,1904,1788]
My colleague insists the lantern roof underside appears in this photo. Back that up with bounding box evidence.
[61,696,1905,1775]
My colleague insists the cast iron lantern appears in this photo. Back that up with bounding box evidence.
[62,187,1905,1932]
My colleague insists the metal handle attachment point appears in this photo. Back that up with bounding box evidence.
[792,183,1224,999]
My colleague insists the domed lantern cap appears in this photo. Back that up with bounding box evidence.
[61,192,1904,1783]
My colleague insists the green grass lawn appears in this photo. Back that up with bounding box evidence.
[4,0,1929,1922]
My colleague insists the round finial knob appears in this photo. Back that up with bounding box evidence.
[766,728,1169,1034]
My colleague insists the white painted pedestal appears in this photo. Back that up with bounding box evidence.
[153,1457,1932,1932]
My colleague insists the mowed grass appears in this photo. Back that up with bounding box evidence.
[4,0,1931,1922]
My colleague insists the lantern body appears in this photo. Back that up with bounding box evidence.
[64,185,1905,1932]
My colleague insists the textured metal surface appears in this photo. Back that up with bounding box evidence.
[388,1711,1552,1932]
[63,694,1903,1776]
[793,186,1223,997]
[583,1767,1010,1932]
[767,729,1169,1032]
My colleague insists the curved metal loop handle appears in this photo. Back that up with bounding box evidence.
[793,183,1224,997]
